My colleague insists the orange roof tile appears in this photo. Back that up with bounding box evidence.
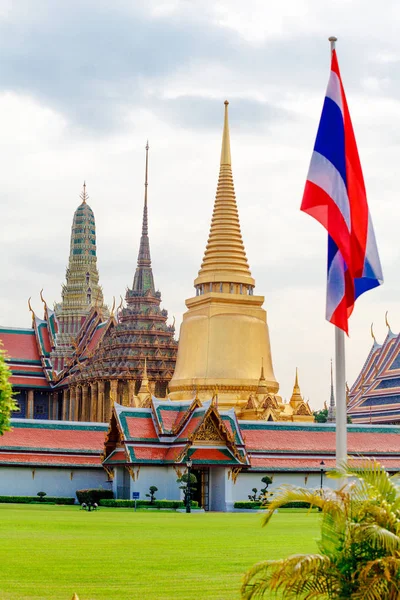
[0,330,40,362]
[0,452,101,466]
[1,424,106,452]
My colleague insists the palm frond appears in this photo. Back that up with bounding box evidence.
[241,554,332,600]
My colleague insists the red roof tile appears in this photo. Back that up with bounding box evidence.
[0,452,101,466]
[250,456,400,470]
[11,375,50,388]
[0,426,106,452]
[164,446,185,461]
[132,446,168,460]
[38,324,51,355]
[242,429,400,454]
[178,415,202,439]
[190,448,232,462]
[125,416,158,440]
[0,330,40,362]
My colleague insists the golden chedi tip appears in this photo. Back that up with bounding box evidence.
[194,100,255,289]
[289,368,303,408]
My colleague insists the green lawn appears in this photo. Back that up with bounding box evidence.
[0,505,320,600]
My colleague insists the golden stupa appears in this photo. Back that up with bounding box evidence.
[170,100,292,418]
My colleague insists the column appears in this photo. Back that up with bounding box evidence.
[27,390,34,419]
[50,392,57,419]
[82,385,89,422]
[128,380,136,407]
[62,389,68,421]
[69,387,76,421]
[98,381,105,422]
[110,380,118,420]
[90,382,98,422]
[75,386,82,421]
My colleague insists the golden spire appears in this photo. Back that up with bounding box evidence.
[80,181,88,204]
[289,368,303,408]
[194,100,255,289]
[256,358,268,395]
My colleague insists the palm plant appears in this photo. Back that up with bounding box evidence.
[242,460,400,599]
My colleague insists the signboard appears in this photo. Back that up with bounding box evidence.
[132,492,140,500]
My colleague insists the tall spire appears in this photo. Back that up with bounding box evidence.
[289,368,303,409]
[194,101,255,290]
[327,359,336,422]
[80,181,88,204]
[132,142,155,294]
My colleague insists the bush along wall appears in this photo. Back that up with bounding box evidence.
[99,499,199,509]
[234,501,313,509]
[76,489,114,504]
[0,496,75,505]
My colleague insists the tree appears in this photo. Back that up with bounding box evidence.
[0,344,16,435]
[145,486,158,504]
[242,460,400,599]
[313,408,352,424]
[177,473,197,507]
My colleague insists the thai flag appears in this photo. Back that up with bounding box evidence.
[301,49,383,334]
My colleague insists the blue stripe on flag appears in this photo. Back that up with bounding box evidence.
[314,97,347,186]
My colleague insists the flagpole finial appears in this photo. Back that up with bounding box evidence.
[328,36,337,52]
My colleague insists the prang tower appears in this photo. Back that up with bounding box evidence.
[51,184,108,371]
[169,101,279,411]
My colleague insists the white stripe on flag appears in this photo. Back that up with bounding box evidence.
[326,71,344,115]
[326,248,345,321]
[363,212,384,281]
[307,151,351,230]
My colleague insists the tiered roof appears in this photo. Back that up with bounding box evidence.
[0,327,50,390]
[348,322,400,424]
[103,399,247,467]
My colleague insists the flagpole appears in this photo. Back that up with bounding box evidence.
[329,35,348,467]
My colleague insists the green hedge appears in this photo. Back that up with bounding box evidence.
[99,499,199,509]
[234,502,263,509]
[0,496,75,505]
[76,489,114,504]
[234,501,313,509]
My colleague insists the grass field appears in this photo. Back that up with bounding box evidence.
[0,504,320,600]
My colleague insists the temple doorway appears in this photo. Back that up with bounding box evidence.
[192,468,209,511]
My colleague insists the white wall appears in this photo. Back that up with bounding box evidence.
[232,471,332,502]
[128,466,182,502]
[0,467,109,500]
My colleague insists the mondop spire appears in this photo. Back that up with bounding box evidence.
[169,101,279,410]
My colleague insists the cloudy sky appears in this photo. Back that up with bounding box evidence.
[1,0,399,409]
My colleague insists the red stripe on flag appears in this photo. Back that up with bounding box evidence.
[301,180,352,268]
[332,49,369,277]
[329,268,355,334]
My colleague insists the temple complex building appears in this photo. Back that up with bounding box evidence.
[0,148,177,421]
[348,318,400,424]
[64,143,178,421]
[169,101,312,422]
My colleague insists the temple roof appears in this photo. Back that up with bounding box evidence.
[194,101,255,288]
[0,419,108,467]
[0,327,50,389]
[348,323,400,424]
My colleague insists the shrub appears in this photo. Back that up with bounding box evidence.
[37,491,47,502]
[76,489,113,504]
[99,499,199,509]
[0,496,75,505]
[234,502,263,509]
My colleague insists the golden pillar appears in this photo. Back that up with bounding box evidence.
[110,380,118,419]
[90,382,98,422]
[82,385,89,421]
[62,389,69,421]
[169,101,279,410]
[74,386,81,421]
[69,387,76,421]
[27,390,34,419]
[128,380,136,407]
[98,380,105,422]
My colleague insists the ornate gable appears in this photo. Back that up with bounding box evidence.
[193,413,227,445]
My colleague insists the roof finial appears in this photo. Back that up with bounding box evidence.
[28,297,35,325]
[220,100,231,166]
[371,322,376,343]
[80,181,88,204]
[294,367,299,389]
[143,141,149,234]
[110,296,116,318]
[40,289,47,309]
[385,310,391,331]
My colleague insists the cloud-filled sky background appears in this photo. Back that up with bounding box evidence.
[1,0,399,408]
